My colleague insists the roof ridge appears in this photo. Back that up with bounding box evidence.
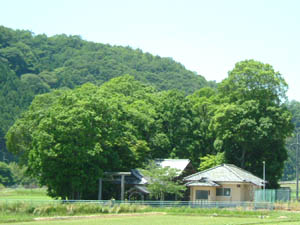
[226,164,263,180]
[224,164,245,182]
[184,163,264,185]
[183,164,223,180]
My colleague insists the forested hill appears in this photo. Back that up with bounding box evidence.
[0,25,214,160]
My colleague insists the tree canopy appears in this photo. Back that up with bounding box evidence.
[282,100,300,181]
[6,75,217,198]
[6,60,294,198]
[1,24,295,195]
[212,60,293,187]
[6,76,158,199]
[0,25,215,161]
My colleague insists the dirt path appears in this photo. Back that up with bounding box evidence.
[34,212,167,221]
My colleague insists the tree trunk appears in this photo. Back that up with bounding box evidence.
[241,148,246,168]
[160,191,164,201]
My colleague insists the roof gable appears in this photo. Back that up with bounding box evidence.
[184,164,264,186]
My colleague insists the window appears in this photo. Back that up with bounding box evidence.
[216,188,231,196]
[216,188,222,196]
[196,190,209,200]
[224,188,231,196]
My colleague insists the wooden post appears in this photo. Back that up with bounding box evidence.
[103,172,130,201]
[121,175,125,201]
[98,178,102,200]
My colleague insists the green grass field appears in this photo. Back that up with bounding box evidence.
[0,188,52,200]
[1,188,300,225]
[4,214,300,225]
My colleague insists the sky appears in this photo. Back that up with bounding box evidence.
[1,0,300,100]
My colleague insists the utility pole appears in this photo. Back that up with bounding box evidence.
[291,133,300,201]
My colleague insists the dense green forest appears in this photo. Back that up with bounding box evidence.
[6,59,293,199]
[0,25,215,162]
[0,25,298,197]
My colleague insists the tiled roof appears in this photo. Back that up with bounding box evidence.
[184,164,264,186]
[186,178,220,187]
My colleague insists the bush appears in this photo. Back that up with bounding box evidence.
[8,162,38,187]
[0,162,13,186]
[29,203,150,216]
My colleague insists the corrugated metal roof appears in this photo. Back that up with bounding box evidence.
[184,164,264,186]
[155,159,190,175]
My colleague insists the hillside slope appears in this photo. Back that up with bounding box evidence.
[0,25,215,160]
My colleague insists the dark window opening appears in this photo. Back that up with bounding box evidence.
[216,188,231,196]
[196,190,209,200]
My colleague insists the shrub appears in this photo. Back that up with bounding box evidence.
[0,162,14,186]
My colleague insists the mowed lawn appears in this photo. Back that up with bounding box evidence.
[6,214,300,225]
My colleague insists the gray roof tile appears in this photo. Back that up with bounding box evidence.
[184,164,264,186]
[186,178,220,187]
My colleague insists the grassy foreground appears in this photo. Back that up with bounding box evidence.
[4,214,300,225]
[1,188,300,225]
[1,202,300,224]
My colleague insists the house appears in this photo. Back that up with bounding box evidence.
[183,164,264,201]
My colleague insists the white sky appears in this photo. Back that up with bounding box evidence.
[1,0,300,100]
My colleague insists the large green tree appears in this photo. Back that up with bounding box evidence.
[6,76,159,199]
[149,90,193,159]
[0,25,215,162]
[187,87,218,167]
[212,60,293,188]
